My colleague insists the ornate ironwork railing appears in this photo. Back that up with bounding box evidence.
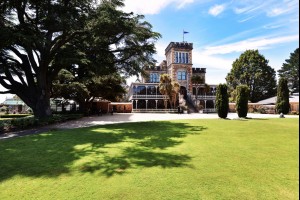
[202,108,216,113]
[191,95,216,100]
[132,109,177,113]
[130,95,169,100]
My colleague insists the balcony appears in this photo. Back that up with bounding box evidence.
[130,95,169,100]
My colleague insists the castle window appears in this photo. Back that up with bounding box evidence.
[150,73,160,83]
[186,53,189,63]
[177,71,186,80]
[175,52,189,64]
[179,52,182,63]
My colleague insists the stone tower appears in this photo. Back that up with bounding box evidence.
[165,42,193,94]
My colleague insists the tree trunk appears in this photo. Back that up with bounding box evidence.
[78,100,91,115]
[14,86,52,119]
[32,97,52,119]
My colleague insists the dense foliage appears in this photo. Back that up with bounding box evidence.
[276,78,290,114]
[236,85,250,118]
[226,50,277,103]
[278,48,299,93]
[215,84,229,119]
[52,69,126,114]
[0,0,160,118]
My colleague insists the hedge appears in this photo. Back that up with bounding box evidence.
[0,114,31,118]
[0,114,83,134]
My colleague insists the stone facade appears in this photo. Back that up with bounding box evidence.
[129,41,216,112]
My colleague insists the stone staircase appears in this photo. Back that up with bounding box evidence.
[186,95,198,113]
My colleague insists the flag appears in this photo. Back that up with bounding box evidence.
[183,31,189,34]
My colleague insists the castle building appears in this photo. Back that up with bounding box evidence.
[129,42,217,112]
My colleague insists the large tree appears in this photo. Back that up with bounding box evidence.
[226,50,277,103]
[52,69,126,114]
[0,0,93,118]
[0,0,160,118]
[278,48,299,93]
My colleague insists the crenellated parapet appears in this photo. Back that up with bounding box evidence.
[165,42,193,54]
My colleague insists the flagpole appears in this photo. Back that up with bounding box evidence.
[183,30,184,42]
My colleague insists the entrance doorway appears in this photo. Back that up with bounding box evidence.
[180,86,187,99]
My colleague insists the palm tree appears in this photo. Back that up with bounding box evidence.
[171,82,180,108]
[159,74,180,109]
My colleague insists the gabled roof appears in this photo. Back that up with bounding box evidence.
[2,98,25,106]
[257,94,299,105]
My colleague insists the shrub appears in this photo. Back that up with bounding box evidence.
[0,121,5,133]
[257,106,266,114]
[10,116,37,129]
[236,85,250,118]
[215,84,229,119]
[290,111,299,115]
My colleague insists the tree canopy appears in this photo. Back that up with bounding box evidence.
[278,48,299,93]
[226,50,277,103]
[0,0,160,118]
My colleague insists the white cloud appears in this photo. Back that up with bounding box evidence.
[177,0,195,9]
[267,8,287,17]
[208,4,226,16]
[234,6,254,14]
[123,0,194,15]
[202,35,299,55]
[238,16,255,23]
[193,51,233,70]
[233,0,299,17]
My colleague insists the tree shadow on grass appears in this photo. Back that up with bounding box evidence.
[0,121,206,180]
[232,117,269,121]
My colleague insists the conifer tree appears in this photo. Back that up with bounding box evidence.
[215,84,229,119]
[236,85,250,118]
[276,78,290,114]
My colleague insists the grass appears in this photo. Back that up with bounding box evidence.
[0,118,298,200]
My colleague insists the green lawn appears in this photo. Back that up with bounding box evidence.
[0,118,298,200]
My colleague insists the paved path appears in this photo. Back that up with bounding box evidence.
[0,113,298,140]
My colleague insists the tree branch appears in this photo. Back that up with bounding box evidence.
[0,90,13,94]
[8,46,36,88]
[10,64,28,86]
[0,76,12,89]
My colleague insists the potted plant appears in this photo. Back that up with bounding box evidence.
[198,105,204,113]
[181,106,188,114]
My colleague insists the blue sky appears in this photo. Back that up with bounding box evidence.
[124,0,299,85]
[0,0,299,103]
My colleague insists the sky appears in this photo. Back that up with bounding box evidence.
[123,0,299,85]
[0,0,299,103]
